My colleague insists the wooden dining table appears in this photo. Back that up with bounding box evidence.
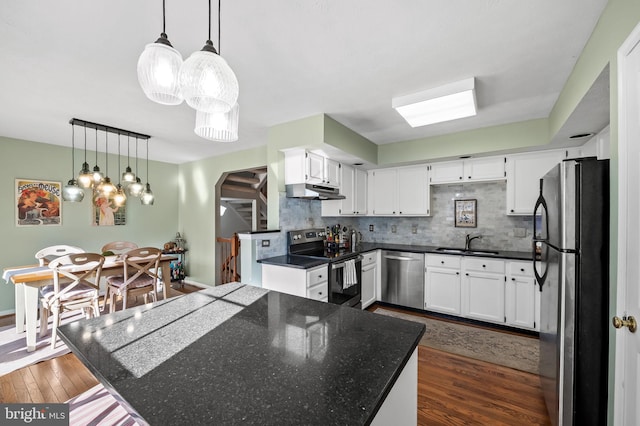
[4,254,177,352]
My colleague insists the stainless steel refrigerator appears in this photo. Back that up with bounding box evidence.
[533,158,609,426]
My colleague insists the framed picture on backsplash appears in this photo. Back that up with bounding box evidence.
[454,199,477,228]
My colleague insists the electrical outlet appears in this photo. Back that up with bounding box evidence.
[391,225,397,233]
[369,224,374,232]
[261,240,270,247]
[412,225,418,234]
[514,228,526,238]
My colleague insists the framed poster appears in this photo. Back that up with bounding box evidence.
[16,179,62,226]
[93,191,126,226]
[454,199,477,228]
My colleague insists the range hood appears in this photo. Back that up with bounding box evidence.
[285,183,345,200]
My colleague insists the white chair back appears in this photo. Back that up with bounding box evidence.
[35,245,85,266]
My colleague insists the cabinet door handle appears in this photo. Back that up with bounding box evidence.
[468,176,472,179]
[510,209,515,213]
[482,265,486,268]
[512,278,516,281]
[465,273,468,276]
[318,275,322,278]
[457,272,460,275]
[441,261,445,264]
[520,268,525,272]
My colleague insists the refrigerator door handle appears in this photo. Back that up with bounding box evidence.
[532,180,549,291]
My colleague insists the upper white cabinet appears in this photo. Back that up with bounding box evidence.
[284,150,341,188]
[322,164,368,216]
[505,150,563,215]
[429,156,505,184]
[370,165,430,216]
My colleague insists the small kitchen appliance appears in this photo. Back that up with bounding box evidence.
[288,228,362,308]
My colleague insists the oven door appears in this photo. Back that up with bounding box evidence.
[329,256,362,307]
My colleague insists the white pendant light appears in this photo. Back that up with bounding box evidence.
[179,0,238,113]
[140,139,155,205]
[195,102,239,142]
[128,137,144,197]
[62,123,85,202]
[137,0,183,105]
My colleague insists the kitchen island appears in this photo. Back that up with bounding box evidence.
[58,282,424,425]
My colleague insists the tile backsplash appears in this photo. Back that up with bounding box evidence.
[257,180,534,259]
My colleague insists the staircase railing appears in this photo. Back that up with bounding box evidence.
[217,233,240,284]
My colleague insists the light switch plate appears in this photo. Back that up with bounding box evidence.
[369,224,374,232]
[391,225,397,233]
[261,240,270,247]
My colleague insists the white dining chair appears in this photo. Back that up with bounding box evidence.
[35,245,85,266]
[40,253,105,349]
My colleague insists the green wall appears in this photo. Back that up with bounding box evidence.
[177,145,267,286]
[0,136,179,314]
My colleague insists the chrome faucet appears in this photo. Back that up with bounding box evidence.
[465,234,482,251]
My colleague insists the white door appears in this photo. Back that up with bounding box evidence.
[614,22,640,426]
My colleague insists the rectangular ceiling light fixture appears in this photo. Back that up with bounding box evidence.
[392,77,477,127]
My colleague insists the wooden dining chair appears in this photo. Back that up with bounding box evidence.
[40,253,105,349]
[106,247,162,312]
[101,241,138,255]
[35,245,85,266]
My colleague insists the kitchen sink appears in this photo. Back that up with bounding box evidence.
[435,247,500,256]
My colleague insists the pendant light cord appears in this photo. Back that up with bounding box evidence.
[83,126,87,163]
[71,124,75,175]
[208,0,212,42]
[162,0,166,34]
[146,139,150,183]
[105,132,109,176]
[218,0,221,53]
[95,129,98,166]
[135,137,139,175]
[117,134,121,179]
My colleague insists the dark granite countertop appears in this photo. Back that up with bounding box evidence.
[258,243,534,270]
[58,283,425,425]
[257,254,328,269]
[357,242,534,261]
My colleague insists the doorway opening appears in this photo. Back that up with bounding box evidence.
[215,166,268,284]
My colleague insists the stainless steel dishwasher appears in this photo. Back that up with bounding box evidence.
[380,251,424,309]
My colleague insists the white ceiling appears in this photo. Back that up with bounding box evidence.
[0,0,609,165]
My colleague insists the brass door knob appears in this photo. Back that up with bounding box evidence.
[612,315,637,333]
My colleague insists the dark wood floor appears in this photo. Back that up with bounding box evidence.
[0,294,550,425]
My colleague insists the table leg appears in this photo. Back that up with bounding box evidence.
[161,261,170,300]
[15,283,25,333]
[24,285,39,352]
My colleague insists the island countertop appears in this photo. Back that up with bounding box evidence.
[58,283,425,425]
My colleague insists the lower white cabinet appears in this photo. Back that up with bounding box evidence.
[361,251,378,309]
[425,254,538,330]
[425,255,461,314]
[505,260,538,330]
[262,264,329,302]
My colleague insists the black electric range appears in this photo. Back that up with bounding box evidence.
[288,229,362,308]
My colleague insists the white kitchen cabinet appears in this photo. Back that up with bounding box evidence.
[261,263,328,302]
[361,251,378,309]
[461,257,505,324]
[429,156,505,184]
[428,161,464,184]
[284,150,341,188]
[505,150,563,215]
[321,165,367,216]
[425,254,461,315]
[370,165,430,216]
[505,260,538,330]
